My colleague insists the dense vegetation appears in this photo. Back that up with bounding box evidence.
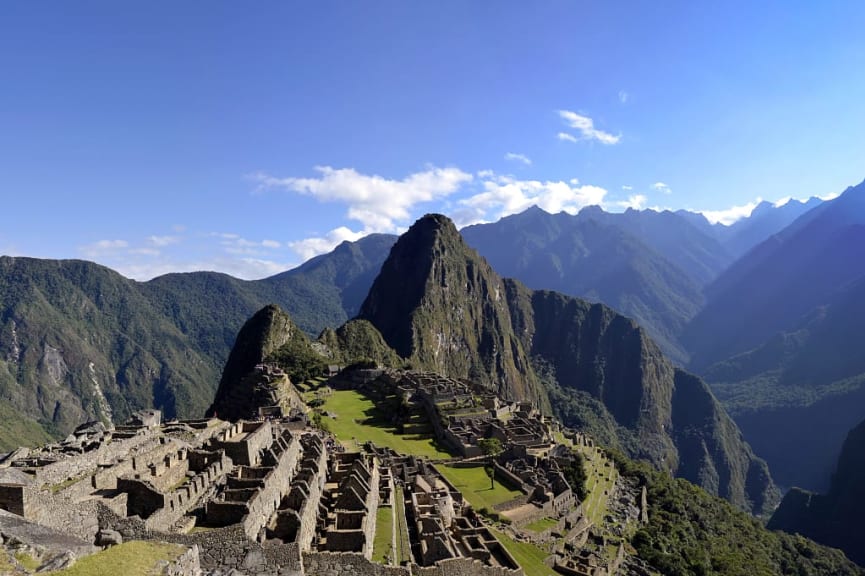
[0,235,392,446]
[609,451,862,576]
[769,417,865,566]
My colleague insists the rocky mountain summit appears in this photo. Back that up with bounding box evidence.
[356,213,776,515]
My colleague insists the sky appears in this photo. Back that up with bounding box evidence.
[1,1,863,280]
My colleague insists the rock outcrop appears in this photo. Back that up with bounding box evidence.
[358,214,777,515]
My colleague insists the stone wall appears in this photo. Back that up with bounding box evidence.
[0,485,25,516]
[144,453,230,531]
[163,544,201,576]
[31,434,159,487]
[303,551,524,576]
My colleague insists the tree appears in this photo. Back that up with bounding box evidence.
[479,437,503,490]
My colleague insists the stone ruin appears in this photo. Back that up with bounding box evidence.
[0,402,527,576]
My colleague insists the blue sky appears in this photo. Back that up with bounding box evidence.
[1,1,863,279]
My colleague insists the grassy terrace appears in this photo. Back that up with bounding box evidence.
[320,389,452,459]
[524,516,558,533]
[394,485,412,564]
[491,528,556,576]
[437,464,522,511]
[44,541,186,575]
[577,445,616,527]
[372,506,394,564]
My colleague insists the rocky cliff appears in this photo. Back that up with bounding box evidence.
[358,213,545,407]
[357,214,777,515]
[769,417,865,565]
[206,304,304,421]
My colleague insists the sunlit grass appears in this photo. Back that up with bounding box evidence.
[320,389,452,459]
[43,541,186,576]
[372,506,394,564]
[438,464,522,511]
[524,517,558,533]
[490,528,556,576]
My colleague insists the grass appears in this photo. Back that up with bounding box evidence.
[577,446,616,527]
[438,464,522,511]
[491,528,556,576]
[524,517,558,533]
[394,485,411,565]
[43,541,186,575]
[320,389,452,459]
[48,473,90,493]
[372,506,394,564]
[15,551,41,571]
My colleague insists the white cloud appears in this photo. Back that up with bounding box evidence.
[147,235,180,247]
[558,110,621,145]
[115,257,292,282]
[818,191,840,201]
[618,90,629,104]
[288,226,366,261]
[621,185,633,191]
[617,194,648,210]
[250,165,472,232]
[79,239,129,258]
[557,132,578,143]
[700,198,762,226]
[652,182,672,195]
[214,233,285,256]
[504,152,532,166]
[773,196,792,208]
[455,173,608,226]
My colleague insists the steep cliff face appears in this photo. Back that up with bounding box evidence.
[358,214,545,407]
[356,214,776,515]
[769,418,865,565]
[504,281,777,514]
[207,304,300,420]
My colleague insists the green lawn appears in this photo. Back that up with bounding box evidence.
[44,541,186,576]
[577,446,616,527]
[372,506,394,564]
[491,528,556,576]
[394,485,412,564]
[438,464,522,511]
[321,389,453,459]
[524,517,558,533]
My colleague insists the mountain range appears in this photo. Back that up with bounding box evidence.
[0,234,393,444]
[1,181,862,500]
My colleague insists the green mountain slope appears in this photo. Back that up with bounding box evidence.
[462,207,714,364]
[769,417,865,566]
[704,276,865,491]
[0,235,394,447]
[685,180,865,371]
[358,214,776,515]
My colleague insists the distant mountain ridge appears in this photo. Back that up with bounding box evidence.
[461,198,820,364]
[358,213,777,515]
[695,181,865,490]
[0,234,394,446]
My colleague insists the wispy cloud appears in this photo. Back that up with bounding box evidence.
[504,152,532,166]
[617,194,647,210]
[557,110,621,145]
[622,185,633,191]
[618,90,629,104]
[288,226,366,261]
[652,182,672,195]
[250,165,472,233]
[79,239,129,259]
[147,235,181,247]
[78,230,294,281]
[701,199,762,226]
[557,132,578,143]
[453,172,608,227]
